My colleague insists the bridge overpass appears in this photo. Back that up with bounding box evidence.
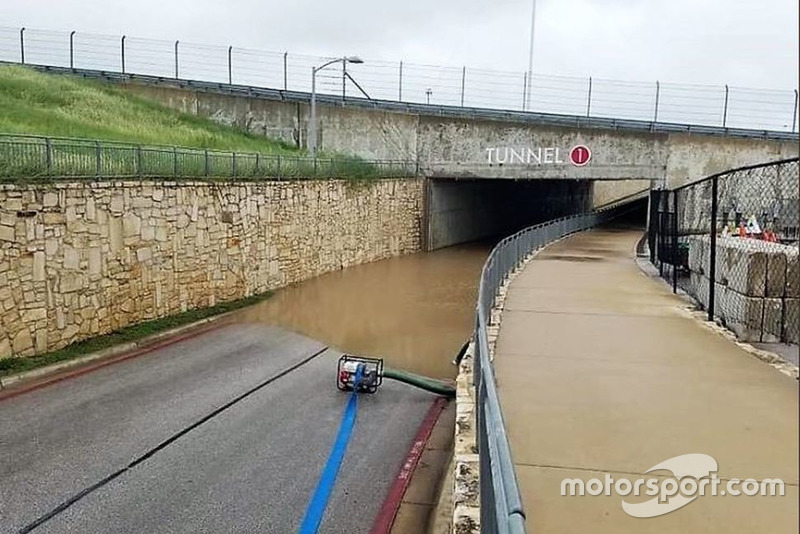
[11,63,799,187]
[11,63,797,250]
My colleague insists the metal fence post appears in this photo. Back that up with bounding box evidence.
[708,176,719,320]
[460,66,466,107]
[121,35,126,74]
[653,80,660,123]
[69,30,75,69]
[277,154,281,179]
[95,140,102,177]
[255,152,260,175]
[136,145,142,177]
[586,76,593,117]
[228,46,233,85]
[522,72,528,111]
[792,89,798,134]
[204,149,209,176]
[19,27,25,64]
[672,189,678,293]
[172,147,178,177]
[232,152,237,177]
[283,52,288,91]
[342,60,347,101]
[45,137,53,174]
[174,40,179,79]
[722,84,729,128]
[398,61,403,102]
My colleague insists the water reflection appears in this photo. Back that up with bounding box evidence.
[234,242,491,379]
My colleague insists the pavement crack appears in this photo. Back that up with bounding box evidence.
[17,345,329,534]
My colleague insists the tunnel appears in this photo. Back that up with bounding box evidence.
[423,178,595,250]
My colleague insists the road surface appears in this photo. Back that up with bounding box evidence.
[0,323,436,533]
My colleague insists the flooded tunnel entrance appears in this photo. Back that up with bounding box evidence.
[423,178,593,250]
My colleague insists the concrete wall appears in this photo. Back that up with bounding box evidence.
[686,236,798,343]
[121,82,798,188]
[0,179,423,359]
[426,179,592,250]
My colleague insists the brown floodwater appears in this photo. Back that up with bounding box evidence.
[233,242,491,379]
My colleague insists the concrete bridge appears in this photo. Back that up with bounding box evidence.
[19,64,799,188]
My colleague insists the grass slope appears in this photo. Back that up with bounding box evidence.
[0,65,298,154]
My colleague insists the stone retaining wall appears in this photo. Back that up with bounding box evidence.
[686,235,799,343]
[0,178,423,359]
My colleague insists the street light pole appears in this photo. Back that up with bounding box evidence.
[526,0,537,111]
[309,56,363,156]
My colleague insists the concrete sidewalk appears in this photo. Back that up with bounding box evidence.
[494,228,798,533]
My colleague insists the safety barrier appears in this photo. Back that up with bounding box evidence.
[0,133,415,181]
[474,203,636,533]
[3,26,798,133]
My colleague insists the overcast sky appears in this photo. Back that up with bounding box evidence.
[1,0,797,90]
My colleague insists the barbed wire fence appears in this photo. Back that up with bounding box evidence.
[1,26,798,133]
[650,158,800,345]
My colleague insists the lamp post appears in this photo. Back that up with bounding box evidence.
[309,56,363,156]
[426,88,432,105]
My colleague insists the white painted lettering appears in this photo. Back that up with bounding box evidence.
[527,147,541,165]
[543,147,555,163]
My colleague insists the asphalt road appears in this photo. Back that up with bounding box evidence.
[0,323,435,533]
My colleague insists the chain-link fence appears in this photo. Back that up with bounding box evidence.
[0,134,416,181]
[649,158,800,344]
[2,26,798,133]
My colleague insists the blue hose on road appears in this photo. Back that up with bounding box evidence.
[298,364,364,534]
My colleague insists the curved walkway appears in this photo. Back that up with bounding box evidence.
[494,228,798,533]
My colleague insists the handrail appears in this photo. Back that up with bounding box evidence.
[472,202,638,533]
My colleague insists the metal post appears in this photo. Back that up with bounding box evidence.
[722,84,729,127]
[398,61,403,102]
[204,149,209,176]
[792,89,798,134]
[586,77,593,117]
[121,35,126,74]
[45,138,53,174]
[255,152,260,175]
[460,66,466,107]
[232,152,236,177]
[277,154,281,179]
[173,147,178,177]
[69,31,75,69]
[136,146,142,177]
[174,40,179,79]
[672,190,678,293]
[342,60,347,101]
[526,0,536,111]
[522,72,527,111]
[653,81,660,123]
[228,46,233,85]
[708,176,719,320]
[95,140,102,177]
[309,67,317,155]
[283,52,288,91]
[19,27,25,64]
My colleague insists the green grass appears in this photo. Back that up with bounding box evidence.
[0,291,273,378]
[0,65,298,154]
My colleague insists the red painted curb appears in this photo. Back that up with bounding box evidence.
[0,321,228,403]
[371,396,449,534]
